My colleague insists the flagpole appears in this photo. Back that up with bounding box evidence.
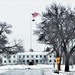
[30,12,39,50]
[30,13,32,50]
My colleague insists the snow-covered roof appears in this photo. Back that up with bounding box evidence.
[17,52,49,55]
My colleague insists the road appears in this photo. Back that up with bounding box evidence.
[0,65,75,75]
[0,68,50,75]
[0,68,73,75]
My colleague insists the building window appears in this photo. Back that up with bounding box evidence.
[31,55,33,58]
[9,56,11,58]
[54,60,56,62]
[13,56,15,58]
[23,55,25,58]
[40,55,42,58]
[32,60,34,63]
[23,60,25,63]
[50,55,51,57]
[19,55,21,58]
[36,55,38,58]
[13,60,15,63]
[50,60,51,62]
[7,56,11,58]
[44,55,46,57]
[4,56,6,58]
[36,60,38,63]
[27,60,29,63]
[4,60,6,63]
[9,60,11,63]
[27,55,29,58]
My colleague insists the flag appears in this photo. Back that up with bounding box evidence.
[32,12,39,18]
[32,19,35,21]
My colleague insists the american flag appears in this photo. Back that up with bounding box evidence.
[32,12,39,18]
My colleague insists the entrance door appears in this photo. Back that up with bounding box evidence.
[29,60,34,65]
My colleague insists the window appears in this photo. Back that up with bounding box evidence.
[50,55,51,57]
[36,55,38,58]
[40,55,42,58]
[23,55,25,58]
[9,60,11,63]
[54,60,56,62]
[36,60,38,63]
[13,56,15,58]
[31,55,33,58]
[44,55,46,57]
[8,56,11,58]
[19,55,21,58]
[27,60,29,63]
[32,60,34,63]
[23,60,25,62]
[27,55,29,58]
[4,60,6,63]
[13,60,15,63]
[50,60,51,62]
[4,56,6,58]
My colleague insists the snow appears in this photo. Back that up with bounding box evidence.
[0,65,75,75]
[17,52,49,55]
[0,64,53,70]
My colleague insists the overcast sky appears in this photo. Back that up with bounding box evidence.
[0,0,75,51]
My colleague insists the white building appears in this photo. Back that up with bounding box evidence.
[0,52,56,65]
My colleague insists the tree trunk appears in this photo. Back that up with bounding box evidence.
[65,56,69,71]
[63,42,69,71]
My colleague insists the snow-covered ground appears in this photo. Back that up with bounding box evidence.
[0,64,75,75]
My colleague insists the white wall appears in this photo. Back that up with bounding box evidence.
[1,52,56,65]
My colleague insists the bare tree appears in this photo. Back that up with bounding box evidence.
[0,22,24,54]
[4,39,24,55]
[0,22,12,52]
[34,3,75,71]
[0,22,12,35]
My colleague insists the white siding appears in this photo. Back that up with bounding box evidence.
[1,52,56,65]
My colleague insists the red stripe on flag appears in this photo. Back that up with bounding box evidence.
[32,12,39,18]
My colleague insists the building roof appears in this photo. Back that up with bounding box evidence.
[17,52,49,55]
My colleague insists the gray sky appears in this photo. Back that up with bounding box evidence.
[0,0,75,51]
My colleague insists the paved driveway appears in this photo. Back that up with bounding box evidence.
[0,68,56,75]
[0,69,44,75]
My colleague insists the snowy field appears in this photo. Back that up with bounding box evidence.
[0,65,75,75]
